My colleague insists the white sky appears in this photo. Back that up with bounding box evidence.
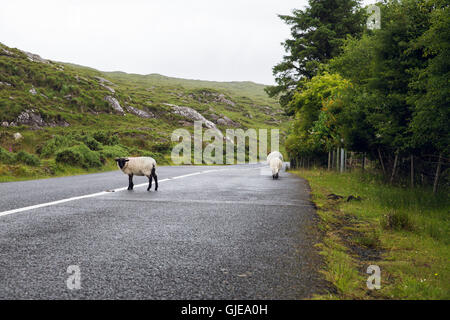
[0,0,374,85]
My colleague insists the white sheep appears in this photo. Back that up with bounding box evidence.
[269,157,283,179]
[115,157,158,191]
[266,151,283,164]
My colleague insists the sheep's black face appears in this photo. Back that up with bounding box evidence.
[115,158,129,169]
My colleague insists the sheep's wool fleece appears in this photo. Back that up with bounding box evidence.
[120,157,156,176]
[269,157,283,175]
[267,151,283,164]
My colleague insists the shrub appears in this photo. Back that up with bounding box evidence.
[381,211,415,231]
[82,136,102,151]
[100,145,129,159]
[15,151,41,166]
[40,135,74,157]
[93,131,119,146]
[55,148,82,166]
[152,141,172,153]
[55,144,102,168]
[0,147,15,164]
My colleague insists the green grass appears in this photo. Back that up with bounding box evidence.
[291,169,449,300]
[0,160,118,182]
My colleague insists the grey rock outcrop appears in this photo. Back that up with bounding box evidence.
[1,47,14,56]
[9,109,69,128]
[216,116,239,127]
[102,84,115,94]
[105,96,124,114]
[14,109,46,127]
[23,51,50,64]
[95,77,116,94]
[165,103,216,129]
[165,103,233,143]
[189,91,236,107]
[216,93,236,107]
[94,76,114,85]
[125,105,154,118]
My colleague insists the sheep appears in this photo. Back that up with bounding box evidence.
[269,157,283,179]
[266,151,283,164]
[115,157,158,191]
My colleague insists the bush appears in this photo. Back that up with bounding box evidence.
[55,148,82,166]
[381,211,415,231]
[152,141,172,153]
[40,135,74,157]
[82,136,102,151]
[93,131,119,146]
[100,145,129,159]
[55,144,102,168]
[0,147,15,164]
[15,151,41,166]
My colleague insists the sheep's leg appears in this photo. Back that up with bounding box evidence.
[147,175,153,191]
[128,174,134,190]
[151,167,158,191]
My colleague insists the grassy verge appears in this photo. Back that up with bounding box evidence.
[291,169,449,299]
[0,160,119,182]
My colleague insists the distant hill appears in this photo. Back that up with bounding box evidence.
[0,42,288,180]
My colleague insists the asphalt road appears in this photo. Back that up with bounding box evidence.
[0,164,323,299]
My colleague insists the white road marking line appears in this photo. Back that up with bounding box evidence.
[0,168,228,218]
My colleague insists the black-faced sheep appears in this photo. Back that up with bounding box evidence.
[115,157,158,191]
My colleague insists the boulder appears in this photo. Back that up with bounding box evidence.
[10,109,69,128]
[216,94,236,107]
[13,132,23,141]
[165,103,216,129]
[216,116,239,127]
[101,84,115,94]
[23,51,50,64]
[105,96,124,114]
[124,105,154,118]
[1,47,14,56]
[14,109,46,127]
[164,103,233,143]
[94,76,114,85]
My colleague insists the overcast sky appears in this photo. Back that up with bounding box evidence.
[1,0,374,85]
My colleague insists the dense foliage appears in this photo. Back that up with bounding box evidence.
[265,0,366,113]
[272,0,449,191]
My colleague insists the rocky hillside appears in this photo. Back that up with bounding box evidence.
[0,43,287,180]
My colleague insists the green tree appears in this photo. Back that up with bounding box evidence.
[285,73,351,160]
[409,0,449,154]
[329,0,431,174]
[408,0,449,192]
[265,0,365,114]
